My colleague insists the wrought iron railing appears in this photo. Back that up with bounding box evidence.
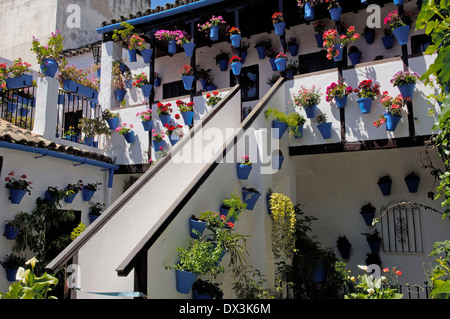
[0,86,36,131]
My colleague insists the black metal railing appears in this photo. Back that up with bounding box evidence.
[56,90,103,147]
[0,86,36,130]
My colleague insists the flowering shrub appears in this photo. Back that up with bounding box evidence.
[240,155,251,166]
[229,55,242,64]
[132,72,150,87]
[325,0,340,9]
[84,181,102,191]
[164,123,183,136]
[276,52,287,59]
[374,91,409,127]
[198,15,227,32]
[137,109,152,122]
[292,85,322,107]
[384,10,413,30]
[206,91,222,106]
[272,12,284,24]
[179,64,193,76]
[128,34,146,51]
[296,0,322,8]
[176,100,194,112]
[152,129,165,142]
[7,58,32,78]
[115,123,134,135]
[323,26,359,59]
[154,29,188,44]
[354,79,380,99]
[4,171,32,194]
[390,70,420,86]
[229,27,241,35]
[157,102,172,116]
[66,180,84,193]
[325,80,353,102]
[65,126,76,137]
[31,30,65,64]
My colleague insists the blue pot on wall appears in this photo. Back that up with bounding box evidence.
[218,59,228,71]
[64,190,78,204]
[364,31,375,44]
[189,218,207,239]
[397,83,415,99]
[181,111,194,125]
[348,52,362,65]
[378,181,392,196]
[142,49,153,63]
[392,25,410,45]
[176,269,197,294]
[242,189,261,210]
[115,89,126,102]
[230,34,241,48]
[89,213,100,224]
[384,113,402,131]
[9,188,27,204]
[272,120,288,139]
[159,114,171,126]
[333,44,344,62]
[315,33,324,48]
[168,40,177,55]
[317,122,332,139]
[368,239,381,254]
[6,268,18,282]
[272,155,284,170]
[82,187,95,201]
[256,46,266,59]
[155,77,161,87]
[141,84,153,98]
[304,104,317,118]
[182,75,195,90]
[274,22,286,36]
[231,62,242,75]
[312,259,326,283]
[304,3,315,21]
[329,7,342,21]
[275,58,287,72]
[128,49,137,62]
[40,58,58,78]
[240,51,248,63]
[4,224,18,240]
[269,58,277,71]
[106,117,118,130]
[153,139,166,151]
[405,176,420,193]
[294,124,304,139]
[394,0,404,5]
[84,136,94,147]
[142,120,153,131]
[236,163,252,180]
[288,44,299,56]
[357,97,374,114]
[210,25,219,41]
[382,35,394,49]
[335,95,348,108]
[183,42,196,57]
[123,132,135,143]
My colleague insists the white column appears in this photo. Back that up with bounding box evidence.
[32,76,58,139]
[98,40,123,111]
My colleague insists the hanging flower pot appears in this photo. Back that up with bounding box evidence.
[218,59,228,71]
[236,163,252,180]
[231,62,242,76]
[317,122,332,139]
[294,124,304,139]
[40,58,58,78]
[275,57,287,72]
[82,187,96,201]
[269,58,277,71]
[392,25,410,45]
[209,25,219,41]
[335,95,348,109]
[382,34,394,49]
[304,2,315,21]
[255,46,266,59]
[168,40,177,55]
[397,83,415,99]
[168,135,179,146]
[393,0,404,5]
[106,117,118,130]
[329,7,342,22]
[64,190,78,204]
[360,203,376,225]
[368,239,381,253]
[377,176,392,196]
[242,188,261,210]
[230,34,241,48]
[115,89,126,102]
[142,120,153,131]
[364,29,376,44]
[189,217,207,239]
[348,51,362,65]
[141,84,153,98]
[272,154,284,170]
[304,105,318,118]
[288,44,299,56]
[315,33,324,48]
[4,223,18,240]
[273,22,286,36]
[128,49,137,62]
[84,137,94,147]
[241,51,248,63]
[219,205,236,223]
[9,188,27,205]
[123,131,135,143]
[6,268,18,282]
[155,76,161,87]
[272,120,288,139]
[183,42,196,57]
[384,112,402,131]
[142,49,153,63]
[159,114,171,126]
[181,111,194,125]
[181,75,195,90]
[89,213,100,224]
[153,139,166,151]
[337,236,351,259]
[357,97,374,114]
[6,75,33,90]
[176,269,197,294]
[333,43,344,62]
[404,172,420,193]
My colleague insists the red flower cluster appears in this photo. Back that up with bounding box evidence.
[179,64,193,76]
[354,79,380,99]
[157,102,172,116]
[271,12,284,24]
[164,123,183,135]
[176,100,194,112]
[229,55,242,64]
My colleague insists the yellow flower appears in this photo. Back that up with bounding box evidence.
[15,267,30,284]
[367,288,375,294]
[25,257,39,269]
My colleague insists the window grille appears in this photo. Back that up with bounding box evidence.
[380,202,423,253]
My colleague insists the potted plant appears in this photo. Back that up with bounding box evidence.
[325,80,354,108]
[82,181,101,202]
[229,27,241,48]
[374,91,409,131]
[112,22,136,60]
[31,31,65,78]
[348,45,362,65]
[353,79,381,114]
[192,279,223,299]
[286,37,299,56]
[175,30,195,57]
[326,0,342,21]
[228,55,242,76]
[236,40,250,63]
[152,129,166,151]
[296,0,321,21]
[291,113,306,139]
[265,108,305,139]
[404,172,420,193]
[154,29,187,55]
[313,20,326,47]
[112,62,131,102]
[360,202,376,225]
[323,26,360,61]
[220,193,247,223]
[168,239,225,294]
[197,68,212,90]
[384,9,413,45]
[377,175,392,196]
[266,47,279,71]
[3,221,19,240]
[179,64,194,90]
[292,85,322,118]
[165,123,183,146]
[175,100,194,126]
[88,202,104,224]
[242,187,261,210]
[337,236,351,259]
[382,28,394,49]
[268,192,296,258]
[236,155,252,180]
[5,58,33,89]
[157,102,172,126]
[272,12,286,36]
[205,91,222,107]
[198,15,227,41]
[102,109,119,130]
[362,229,382,253]
[115,123,135,143]
[363,26,376,44]
[254,39,272,60]
[274,52,287,72]
[137,109,153,131]
[314,114,332,139]
[0,254,26,282]
[64,180,84,203]
[215,51,229,71]
[286,59,299,78]
[132,72,153,98]
[127,34,147,62]
[390,70,420,99]
[272,149,284,170]
[44,186,65,203]
[4,171,32,204]
[77,117,98,146]
[154,72,162,87]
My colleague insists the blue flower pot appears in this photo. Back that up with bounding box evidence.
[78,85,97,100]
[159,114,171,126]
[6,268,18,282]
[193,290,212,299]
[153,139,166,151]
[218,59,228,71]
[272,155,284,170]
[106,117,118,130]
[361,211,375,225]
[199,78,207,90]
[269,58,277,71]
[155,77,161,87]
[304,3,314,21]
[274,22,286,36]
[219,206,236,223]
[317,122,332,139]
[142,49,153,63]
[242,190,261,210]
[231,62,242,75]
[128,49,137,62]
[241,51,247,63]
[294,124,304,139]
[329,7,342,21]
[405,177,420,193]
[84,137,94,147]
[348,52,362,65]
[123,132,135,143]
[182,75,195,90]
[9,188,27,204]
[89,213,100,224]
[115,89,126,102]
[168,40,177,55]
[236,163,252,180]
[45,190,57,203]
[40,58,58,78]
[333,44,344,62]
[286,70,295,78]
[338,245,351,259]
[382,35,394,49]
[189,218,207,239]
[272,120,288,138]
[384,113,402,131]
[397,83,415,99]
[82,187,95,201]
[6,75,33,89]
[183,42,196,57]
[289,44,299,56]
[63,80,79,93]
[4,224,18,240]
[19,108,30,117]
[335,95,348,108]
[392,25,410,45]
[275,58,287,72]
[169,135,179,146]
[315,33,324,48]
[394,0,404,5]
[368,239,381,254]
[230,34,241,48]
[181,111,194,125]
[141,84,153,98]
[142,120,153,131]
[176,269,197,294]
[364,31,375,44]
[304,104,317,118]
[378,182,392,196]
[312,260,326,283]
[210,25,219,41]
[64,191,78,203]
[256,46,266,59]
[357,97,373,114]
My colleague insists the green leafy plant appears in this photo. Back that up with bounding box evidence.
[70,223,86,241]
[265,108,305,138]
[31,31,66,66]
[220,192,247,221]
[112,22,135,47]
[0,254,26,270]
